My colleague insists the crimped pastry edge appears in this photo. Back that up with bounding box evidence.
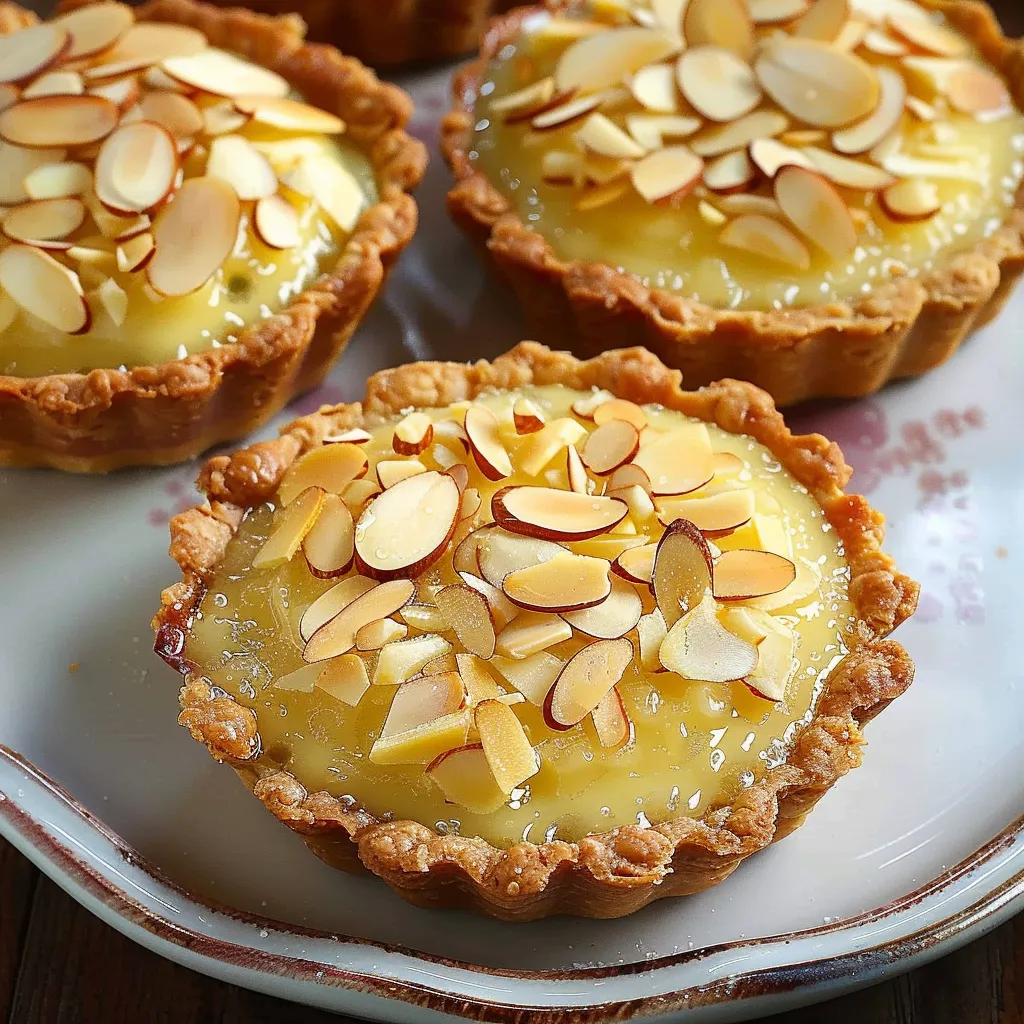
[0,0,427,471]
[439,0,1024,406]
[154,342,918,921]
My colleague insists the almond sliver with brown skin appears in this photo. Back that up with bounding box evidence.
[879,178,941,222]
[581,418,640,474]
[612,541,656,585]
[677,46,761,123]
[105,22,206,64]
[0,94,118,148]
[138,90,205,139]
[720,213,811,270]
[475,699,539,793]
[659,594,758,681]
[630,145,703,202]
[380,672,466,736]
[95,122,178,214]
[0,243,88,333]
[634,423,713,496]
[653,518,712,626]
[207,134,277,200]
[543,637,633,729]
[886,12,966,57]
[435,583,498,659]
[503,551,611,613]
[492,486,628,540]
[629,63,679,113]
[748,137,814,178]
[657,488,755,532]
[490,76,557,117]
[355,617,408,651]
[54,2,134,60]
[0,24,69,86]
[302,493,354,578]
[774,165,858,261]
[253,194,300,249]
[593,398,647,430]
[690,109,789,158]
[562,574,643,639]
[279,442,369,505]
[683,0,754,59]
[3,197,84,245]
[802,146,895,190]
[476,528,566,588]
[252,486,325,570]
[23,71,84,99]
[702,148,755,192]
[566,443,589,494]
[465,404,512,480]
[23,161,92,200]
[233,94,345,134]
[832,66,906,155]
[316,654,371,707]
[591,687,630,748]
[713,548,796,599]
[495,611,572,659]
[162,49,290,98]
[513,397,545,434]
[425,744,508,813]
[554,27,678,95]
[946,66,1011,115]
[299,575,376,641]
[393,411,434,455]
[304,579,416,662]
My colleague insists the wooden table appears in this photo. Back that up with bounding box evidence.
[4,0,1024,1021]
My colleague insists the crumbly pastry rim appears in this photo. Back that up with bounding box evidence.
[154,342,918,921]
[440,0,1024,407]
[0,0,427,472]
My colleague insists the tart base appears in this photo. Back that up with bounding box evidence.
[0,0,426,472]
[155,342,918,921]
[440,1,1024,407]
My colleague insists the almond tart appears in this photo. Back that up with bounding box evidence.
[154,342,918,921]
[442,0,1024,405]
[0,0,426,471]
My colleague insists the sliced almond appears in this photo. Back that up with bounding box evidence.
[231,94,344,134]
[946,66,1011,116]
[476,528,565,589]
[682,0,754,59]
[629,62,679,113]
[879,151,979,182]
[900,55,973,97]
[575,112,646,159]
[657,488,755,533]
[316,654,371,707]
[495,611,572,660]
[341,474,381,508]
[273,663,322,693]
[393,411,434,456]
[743,622,797,701]
[162,50,289,98]
[475,699,539,794]
[513,397,545,434]
[400,603,448,633]
[0,143,65,205]
[375,671,467,743]
[659,594,758,681]
[774,165,857,261]
[541,149,581,184]
[206,133,277,201]
[373,633,452,686]
[425,744,507,814]
[81,56,152,81]
[793,0,848,39]
[592,399,647,431]
[463,403,513,481]
[832,66,906,155]
[435,584,499,659]
[502,552,611,613]
[861,27,907,56]
[720,212,811,270]
[713,451,744,477]
[580,419,640,475]
[304,579,416,662]
[202,100,250,136]
[748,137,815,177]
[138,89,204,139]
[23,161,91,200]
[690,109,788,157]
[554,27,678,95]
[780,128,827,146]
[905,95,937,121]
[803,145,896,189]
[0,24,69,86]
[490,76,557,119]
[94,122,178,214]
[147,176,241,297]
[355,617,408,652]
[0,84,17,113]
[0,94,118,148]
[0,243,88,333]
[702,148,755,192]
[630,144,703,202]
[531,92,604,130]
[887,12,966,57]
[625,113,702,150]
[279,443,368,505]
[445,462,470,494]
[699,202,731,230]
[879,177,941,222]
[574,179,630,211]
[562,574,643,640]
[748,0,809,23]
[252,486,325,570]
[95,276,127,326]
[459,571,517,631]
[638,608,668,671]
[518,416,588,475]
[754,38,879,128]
[115,231,155,272]
[833,16,869,50]
[253,194,300,250]
[653,518,713,626]
[676,46,761,123]
[492,486,628,541]
[563,443,588,494]
[54,2,134,60]
[570,389,616,419]
[105,22,206,64]
[591,687,630,748]
[491,652,563,705]
[370,708,471,767]
[3,197,84,247]
[713,548,797,599]
[543,638,633,730]
[23,72,84,100]
[302,493,354,578]
[423,653,460,678]
[611,541,656,585]
[634,423,714,496]
[299,576,376,642]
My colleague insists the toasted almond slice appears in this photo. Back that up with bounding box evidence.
[0,94,118,148]
[495,611,572,660]
[378,671,466,738]
[887,12,965,57]
[147,175,240,297]
[629,62,679,113]
[659,593,758,681]
[683,0,754,59]
[562,574,643,640]
[105,22,206,64]
[0,143,65,204]
[54,2,134,60]
[3,197,84,246]
[301,493,354,578]
[81,56,152,81]
[612,541,656,585]
[298,576,376,641]
[690,109,788,157]
[861,26,907,56]
[575,112,647,159]
[653,518,712,626]
[94,122,177,214]
[879,177,941,221]
[755,38,879,128]
[702,148,755,192]
[137,89,204,139]
[115,231,155,272]
[304,579,416,662]
[459,571,517,631]
[803,145,895,189]
[630,144,703,203]
[946,66,1011,116]
[490,75,557,119]
[370,707,471,767]
[201,100,250,137]
[580,418,640,475]
[748,136,815,178]
[554,26,678,95]
[713,548,797,599]
[658,488,755,533]
[445,462,470,494]
[590,687,630,748]
[634,423,714,496]
[253,193,300,250]
[491,652,563,704]
[625,113,701,150]
[355,471,461,580]
[373,633,453,685]
[464,403,513,481]
[720,212,811,269]
[391,411,433,456]
[425,743,507,813]
[23,72,84,100]
[743,623,797,701]
[513,397,545,435]
[279,442,368,505]
[775,165,857,260]
[531,92,604,130]
[541,149,581,184]
[570,389,616,419]
[95,276,127,326]
[0,24,69,86]
[748,0,809,23]
[316,654,371,706]
[476,528,565,588]
[718,192,783,215]
[592,398,646,430]
[502,552,611,613]
[230,94,343,135]
[355,617,408,651]
[0,243,88,333]
[23,161,91,200]
[832,66,906,155]
[252,486,325,570]
[435,584,499,658]
[492,486,627,541]
[206,133,277,201]
[676,46,761,123]
[792,0,848,38]
[399,602,448,632]
[475,698,539,793]
[543,638,633,730]
[162,49,289,98]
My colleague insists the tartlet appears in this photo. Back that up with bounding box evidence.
[442,0,1024,405]
[155,342,918,921]
[0,0,426,471]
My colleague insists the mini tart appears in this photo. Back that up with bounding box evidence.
[441,0,1024,405]
[154,342,918,921]
[0,0,426,471]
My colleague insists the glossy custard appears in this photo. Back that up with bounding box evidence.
[182,386,855,847]
[468,2,1024,309]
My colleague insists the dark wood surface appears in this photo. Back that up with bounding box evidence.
[4,1,1024,1022]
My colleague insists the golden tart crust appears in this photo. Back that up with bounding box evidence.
[0,0,426,472]
[154,342,918,921]
[441,0,1024,407]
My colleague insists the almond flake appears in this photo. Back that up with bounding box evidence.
[285,155,363,232]
[702,148,755,192]
[138,89,204,139]
[634,423,714,496]
[502,552,611,613]
[252,486,325,570]
[391,411,433,456]
[492,486,627,541]
[580,418,640,474]
[677,46,761,122]
[513,397,545,434]
[886,12,966,57]
[554,26,678,95]
[652,519,712,626]
[879,151,978,182]
[465,404,513,481]
[425,744,507,813]
[531,92,604,130]
[879,177,941,222]
[905,95,937,121]
[565,444,589,494]
[96,275,127,326]
[792,0,848,39]
[543,638,633,730]
[477,528,566,589]
[575,112,646,159]
[721,211,810,269]
[682,0,754,59]
[54,2,134,60]
[253,194,300,250]
[748,137,815,178]
[625,113,701,150]
[832,66,906,155]
[713,548,797,599]
[316,654,371,707]
[115,231,155,272]
[748,0,809,23]
[490,76,557,119]
[657,488,755,532]
[475,699,539,794]
[302,492,354,578]
[304,579,416,663]
[355,617,408,651]
[232,94,345,134]
[562,574,643,640]
[23,161,91,200]
[690,109,788,157]
[611,541,656,585]
[496,611,572,659]
[491,652,563,704]
[105,23,206,64]
[0,94,118,148]
[206,133,277,201]
[541,149,581,184]
[0,243,88,333]
[95,121,178,214]
[833,16,868,50]
[373,633,453,686]
[659,594,758,681]
[803,145,896,189]
[629,63,679,113]
[861,26,907,56]
[202,100,250,136]
[630,144,703,202]
[3,197,84,246]
[775,164,857,260]
[162,49,289,98]
[23,72,84,100]
[0,24,69,86]
[280,442,368,505]
[946,66,1010,116]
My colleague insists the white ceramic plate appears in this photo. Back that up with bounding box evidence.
[2,63,1024,1024]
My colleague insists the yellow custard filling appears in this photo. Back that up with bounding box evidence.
[183,386,855,848]
[468,0,1024,309]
